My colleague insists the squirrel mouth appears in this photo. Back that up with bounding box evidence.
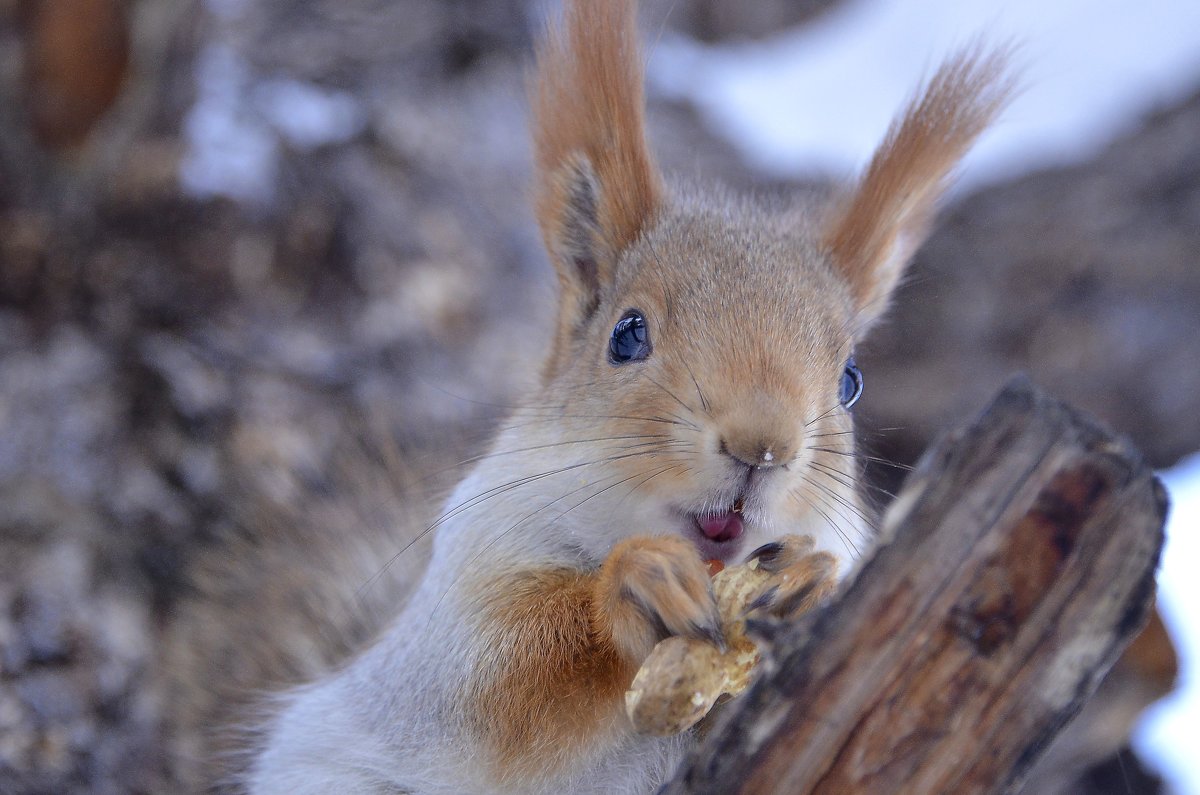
[694,497,745,544]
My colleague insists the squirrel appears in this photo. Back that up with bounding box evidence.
[173,0,1012,792]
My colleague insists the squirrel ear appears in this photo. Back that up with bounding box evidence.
[540,155,611,328]
[531,0,663,334]
[824,47,1014,332]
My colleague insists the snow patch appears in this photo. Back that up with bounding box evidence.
[649,0,1200,189]
[254,79,367,151]
[1134,454,1200,795]
[180,31,366,201]
[180,43,278,203]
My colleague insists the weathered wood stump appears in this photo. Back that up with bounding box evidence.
[666,378,1167,794]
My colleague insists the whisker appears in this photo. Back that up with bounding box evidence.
[495,411,699,432]
[642,373,700,429]
[807,457,897,502]
[427,462,682,624]
[681,359,710,415]
[804,429,857,440]
[805,402,845,428]
[789,485,860,559]
[357,445,679,598]
[551,463,679,529]
[806,460,862,494]
[614,463,691,512]
[804,470,877,530]
[809,448,912,476]
[425,433,675,478]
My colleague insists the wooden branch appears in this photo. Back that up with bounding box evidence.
[665,378,1167,795]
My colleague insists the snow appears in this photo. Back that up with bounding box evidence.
[649,0,1200,190]
[252,79,366,151]
[1135,455,1200,795]
[180,43,278,203]
[180,2,367,202]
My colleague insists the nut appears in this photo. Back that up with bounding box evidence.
[624,557,772,736]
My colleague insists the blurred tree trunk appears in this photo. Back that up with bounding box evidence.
[20,0,130,150]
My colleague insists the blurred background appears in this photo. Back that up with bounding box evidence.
[0,0,1196,792]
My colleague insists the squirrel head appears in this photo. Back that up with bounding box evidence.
[522,0,1012,567]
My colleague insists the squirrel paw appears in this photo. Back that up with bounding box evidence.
[596,535,723,664]
[744,535,838,620]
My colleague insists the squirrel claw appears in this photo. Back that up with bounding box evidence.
[746,536,838,620]
[599,535,723,663]
[747,541,785,566]
[688,616,728,653]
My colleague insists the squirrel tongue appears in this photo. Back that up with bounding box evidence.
[697,510,744,542]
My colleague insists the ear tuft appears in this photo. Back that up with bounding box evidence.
[825,45,1016,331]
[531,0,662,325]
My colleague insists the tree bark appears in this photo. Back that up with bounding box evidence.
[665,378,1167,795]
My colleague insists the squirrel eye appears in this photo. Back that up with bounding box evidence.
[609,310,650,365]
[839,357,863,408]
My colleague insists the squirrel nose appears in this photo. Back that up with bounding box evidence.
[719,436,790,470]
[716,389,800,469]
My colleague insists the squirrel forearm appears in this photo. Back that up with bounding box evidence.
[464,567,637,785]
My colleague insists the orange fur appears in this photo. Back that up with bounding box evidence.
[824,47,1015,326]
[467,568,632,784]
[592,536,720,664]
[532,0,662,259]
[532,0,664,379]
[466,536,718,784]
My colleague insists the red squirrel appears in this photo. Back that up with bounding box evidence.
[229,0,1012,791]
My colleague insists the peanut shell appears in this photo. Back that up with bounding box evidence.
[624,558,773,736]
